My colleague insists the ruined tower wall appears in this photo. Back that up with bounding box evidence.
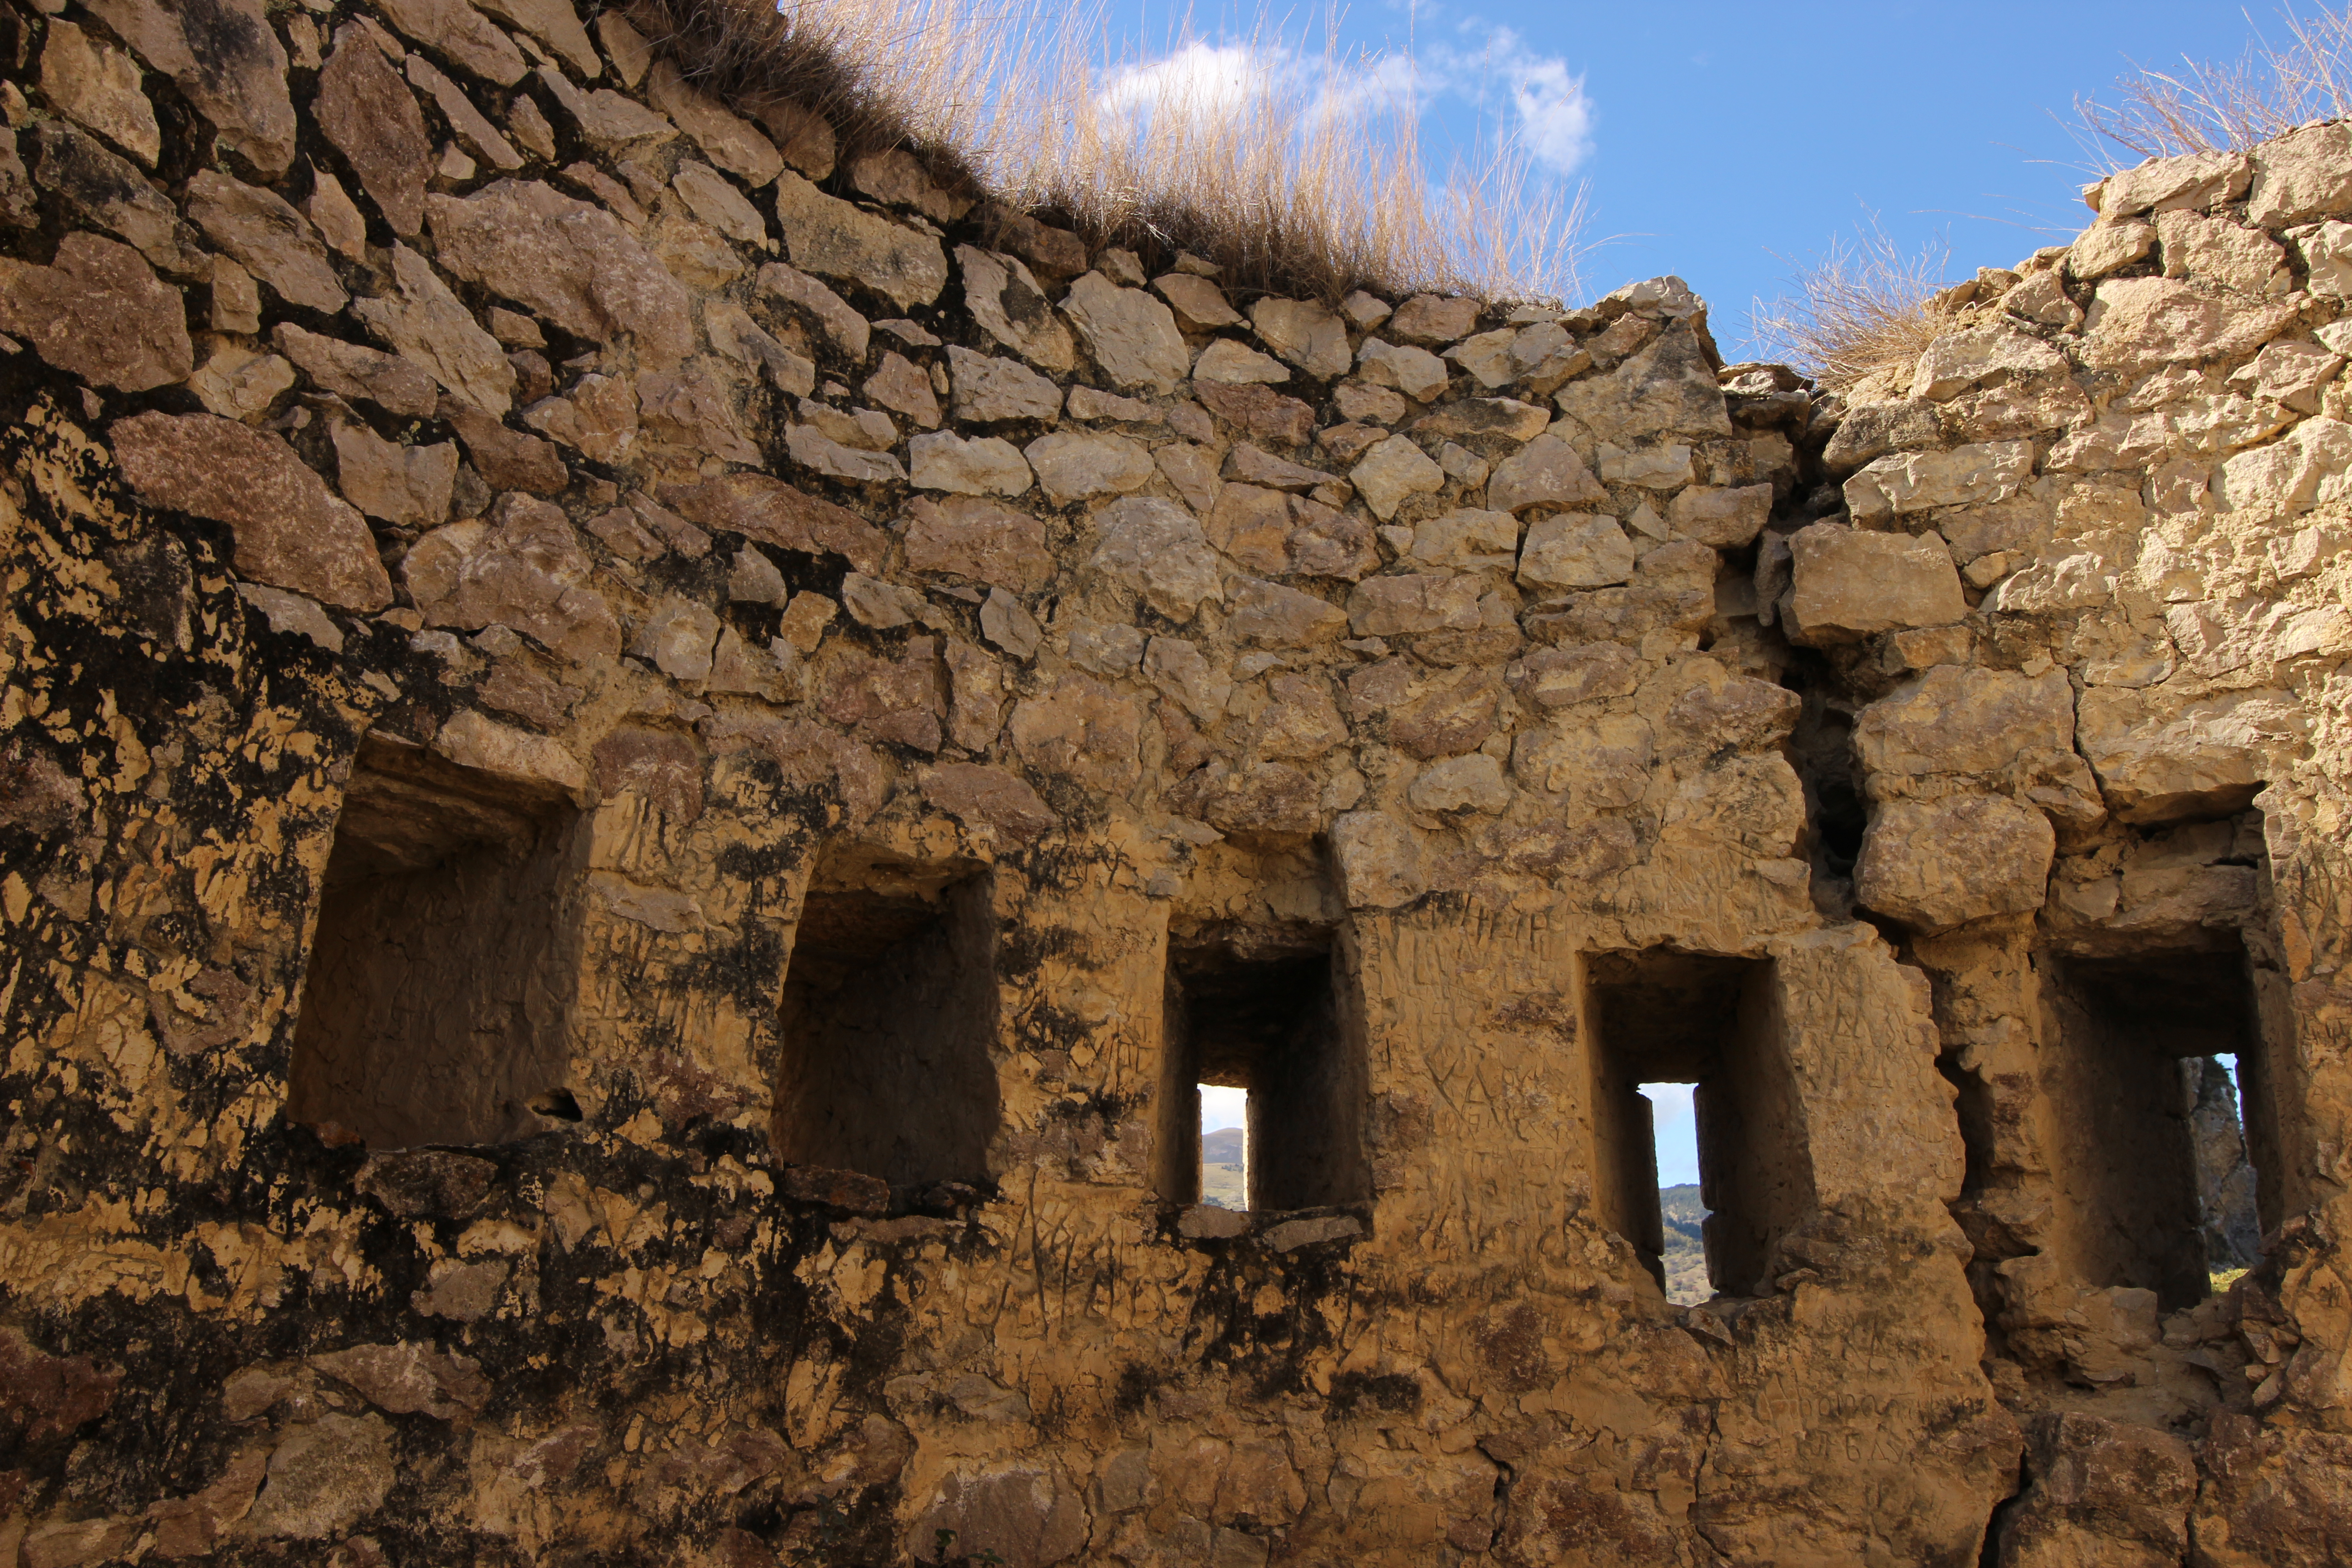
[0,1,2348,1562]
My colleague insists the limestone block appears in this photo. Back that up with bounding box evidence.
[921,763,1057,843]
[1249,297,1350,378]
[1084,497,1223,621]
[0,232,192,392]
[758,261,870,359]
[332,423,455,528]
[2217,416,2352,519]
[1008,674,1144,790]
[2246,120,2352,227]
[1855,794,2054,932]
[773,171,947,309]
[631,595,721,681]
[911,432,1032,497]
[112,411,392,611]
[2081,277,2297,374]
[948,345,1064,423]
[903,496,1053,591]
[351,243,517,413]
[241,1413,395,1539]
[1063,272,1190,393]
[1227,577,1348,647]
[1408,508,1518,572]
[2092,148,2251,217]
[1855,665,2076,789]
[374,0,526,85]
[1356,338,1449,401]
[1193,338,1290,385]
[40,21,162,167]
[958,245,1074,372]
[1025,431,1153,503]
[274,324,437,418]
[85,0,297,175]
[1551,322,1733,441]
[1347,574,1483,637]
[1331,811,1426,907]
[1349,435,1445,520]
[646,60,781,186]
[1407,753,1510,814]
[1842,441,2034,523]
[2161,210,2291,296]
[29,122,205,275]
[1784,524,1964,644]
[1666,483,1772,547]
[2076,686,2297,825]
[2065,219,2155,281]
[1908,326,2071,402]
[402,494,620,661]
[1517,514,1635,591]
[187,340,295,421]
[1153,272,1244,329]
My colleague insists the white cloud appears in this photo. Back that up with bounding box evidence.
[1094,19,1595,175]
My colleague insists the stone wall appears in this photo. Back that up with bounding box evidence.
[0,0,2348,1561]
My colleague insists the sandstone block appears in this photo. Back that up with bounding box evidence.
[1085,498,1223,621]
[1666,483,1772,547]
[0,233,192,392]
[664,474,885,569]
[2246,120,2352,227]
[1249,297,1351,378]
[2092,148,2251,217]
[957,245,1073,372]
[1193,338,1291,385]
[1228,577,1348,647]
[947,346,1062,423]
[352,242,517,414]
[1518,514,1635,591]
[314,27,429,236]
[2081,277,2296,374]
[29,122,204,275]
[112,411,392,611]
[274,324,438,418]
[402,494,620,661]
[646,59,781,186]
[186,169,348,313]
[1785,524,1965,644]
[1350,435,1444,520]
[1407,753,1510,814]
[85,0,297,175]
[1009,674,1143,790]
[1855,794,2053,932]
[1356,338,1449,401]
[1153,272,1244,329]
[921,764,1057,843]
[40,21,162,167]
[1063,272,1190,394]
[1330,811,1426,908]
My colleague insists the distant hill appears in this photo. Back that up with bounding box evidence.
[1660,1185,1710,1304]
[1200,1127,1247,1209]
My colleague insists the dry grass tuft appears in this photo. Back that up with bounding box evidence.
[623,0,1585,303]
[2076,4,2352,160]
[1747,223,1952,393]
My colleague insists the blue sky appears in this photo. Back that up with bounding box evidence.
[1098,1,2278,358]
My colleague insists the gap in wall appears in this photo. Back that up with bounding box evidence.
[2040,940,2267,1309]
[287,735,582,1150]
[774,853,999,1189]
[1586,950,1801,1300]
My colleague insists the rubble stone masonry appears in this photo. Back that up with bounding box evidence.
[0,1,2349,1561]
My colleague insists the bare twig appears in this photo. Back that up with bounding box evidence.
[2075,5,2352,163]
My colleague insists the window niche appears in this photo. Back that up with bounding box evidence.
[288,735,584,1150]
[1584,950,1802,1300]
[2038,939,2271,1309]
[773,852,1000,1190]
[1159,926,1367,1215]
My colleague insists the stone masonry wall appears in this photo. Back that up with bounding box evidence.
[0,0,2348,1561]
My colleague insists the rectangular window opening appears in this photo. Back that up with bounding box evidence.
[1198,1084,1249,1211]
[1161,932,1366,1214]
[288,735,581,1150]
[2043,941,2267,1309]
[1586,951,1798,1303]
[774,858,998,1191]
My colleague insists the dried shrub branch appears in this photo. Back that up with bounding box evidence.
[622,0,1587,303]
[2075,4,2352,160]
[1746,223,1952,393]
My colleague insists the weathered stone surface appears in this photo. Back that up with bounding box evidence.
[333,423,456,528]
[1062,272,1190,394]
[1249,297,1351,378]
[1009,674,1143,789]
[646,59,781,186]
[187,340,295,421]
[922,763,1057,842]
[404,494,620,661]
[275,324,439,418]
[314,27,430,237]
[427,181,695,372]
[1409,508,1518,572]
[1389,294,1481,344]
[0,233,192,392]
[472,0,598,77]
[1518,514,1635,591]
[1350,435,1445,520]
[1785,524,1965,643]
[2094,148,2252,217]
[2066,218,2156,280]
[1153,271,1244,329]
[1552,323,1734,441]
[663,474,885,570]
[1487,433,1607,513]
[1355,338,1449,401]
[1085,498,1223,621]
[911,432,1032,497]
[1193,338,1292,385]
[2082,277,2297,373]
[40,21,162,167]
[2245,120,2352,227]
[959,245,1074,372]
[1025,431,1152,503]
[1855,794,2053,932]
[112,412,392,609]
[308,1341,489,1420]
[29,122,204,274]
[2075,687,2288,825]
[1198,383,1316,446]
[1842,440,2034,523]
[243,1414,395,1538]
[1347,573,1483,637]
[948,346,1062,423]
[186,170,348,313]
[1667,483,1772,546]
[1330,810,1426,906]
[441,396,568,494]
[774,171,947,309]
[902,497,1053,591]
[85,0,298,175]
[757,261,870,359]
[352,242,517,414]
[375,0,526,85]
